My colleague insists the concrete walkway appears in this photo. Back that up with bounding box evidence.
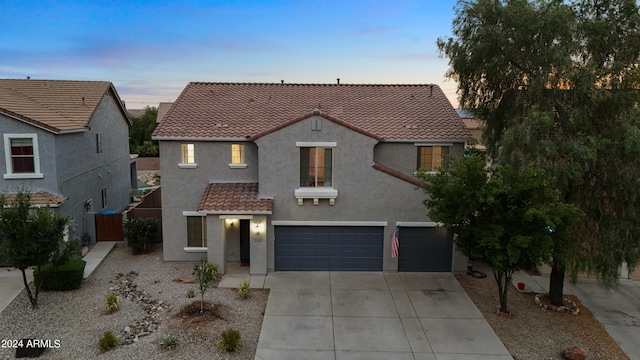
[254,272,512,360]
[513,271,640,359]
[0,241,117,313]
[82,241,117,279]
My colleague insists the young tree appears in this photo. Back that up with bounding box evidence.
[0,191,68,308]
[438,0,640,305]
[194,258,218,313]
[420,155,580,313]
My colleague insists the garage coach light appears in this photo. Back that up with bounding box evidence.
[254,223,264,235]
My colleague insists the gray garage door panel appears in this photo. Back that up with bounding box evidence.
[275,226,383,271]
[398,227,453,272]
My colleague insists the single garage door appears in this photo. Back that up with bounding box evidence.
[398,227,453,272]
[275,226,383,271]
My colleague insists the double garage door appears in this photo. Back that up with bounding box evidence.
[275,226,383,271]
[274,225,452,272]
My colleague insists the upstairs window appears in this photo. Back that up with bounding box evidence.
[230,144,246,168]
[417,146,449,172]
[3,134,43,179]
[179,143,196,168]
[300,147,332,187]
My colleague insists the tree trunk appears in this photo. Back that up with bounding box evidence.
[549,262,565,306]
[20,268,37,309]
[493,270,511,314]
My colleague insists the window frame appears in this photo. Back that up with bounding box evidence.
[185,215,207,250]
[3,133,43,179]
[298,145,334,188]
[229,143,247,168]
[416,145,450,172]
[96,133,103,154]
[101,188,108,209]
[179,143,197,168]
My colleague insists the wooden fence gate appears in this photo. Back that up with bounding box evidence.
[95,213,123,241]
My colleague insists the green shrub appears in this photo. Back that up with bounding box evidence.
[123,218,157,255]
[34,259,86,291]
[105,293,120,313]
[238,280,250,299]
[186,289,195,298]
[161,333,178,349]
[216,328,242,352]
[99,331,120,352]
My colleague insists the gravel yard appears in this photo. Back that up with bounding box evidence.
[0,245,268,360]
[457,269,630,360]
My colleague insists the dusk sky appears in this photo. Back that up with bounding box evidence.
[1,0,461,109]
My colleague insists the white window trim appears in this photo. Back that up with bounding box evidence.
[296,141,337,147]
[228,163,247,169]
[178,163,198,169]
[3,133,44,179]
[184,212,207,249]
[184,247,208,253]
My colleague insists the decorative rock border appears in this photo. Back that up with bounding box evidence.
[108,271,170,344]
[535,294,580,315]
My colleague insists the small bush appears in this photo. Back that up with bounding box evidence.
[238,280,250,299]
[105,293,120,313]
[216,328,242,352]
[161,334,178,349]
[186,289,195,298]
[123,218,157,255]
[34,259,86,291]
[99,331,120,352]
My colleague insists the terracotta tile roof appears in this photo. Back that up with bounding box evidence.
[198,183,273,213]
[372,162,424,187]
[0,79,130,133]
[2,191,68,208]
[153,83,471,141]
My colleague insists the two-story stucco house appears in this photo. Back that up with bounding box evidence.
[0,79,135,245]
[153,82,471,274]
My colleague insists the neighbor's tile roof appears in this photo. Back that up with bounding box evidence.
[0,79,129,133]
[2,191,68,208]
[153,83,470,140]
[198,183,273,213]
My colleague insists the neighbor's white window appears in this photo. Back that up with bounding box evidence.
[179,143,196,168]
[231,144,244,164]
[187,216,207,248]
[3,134,43,179]
[229,143,247,168]
[417,146,449,172]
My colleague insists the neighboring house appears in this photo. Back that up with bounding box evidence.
[0,79,135,245]
[153,82,472,274]
[456,109,485,151]
[127,109,146,119]
[156,102,173,123]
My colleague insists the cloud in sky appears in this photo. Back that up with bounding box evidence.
[0,0,461,108]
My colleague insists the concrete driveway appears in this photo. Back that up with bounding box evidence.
[255,272,512,360]
[564,279,640,358]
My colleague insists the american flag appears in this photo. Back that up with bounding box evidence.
[391,226,399,258]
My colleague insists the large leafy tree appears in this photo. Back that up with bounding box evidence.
[438,0,640,305]
[0,191,69,308]
[420,154,579,313]
[129,106,158,156]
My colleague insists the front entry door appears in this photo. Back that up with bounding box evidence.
[240,220,250,265]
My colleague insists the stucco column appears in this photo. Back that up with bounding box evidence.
[207,216,226,274]
[250,215,267,275]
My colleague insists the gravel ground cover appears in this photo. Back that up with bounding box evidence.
[0,245,268,360]
[457,270,630,360]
